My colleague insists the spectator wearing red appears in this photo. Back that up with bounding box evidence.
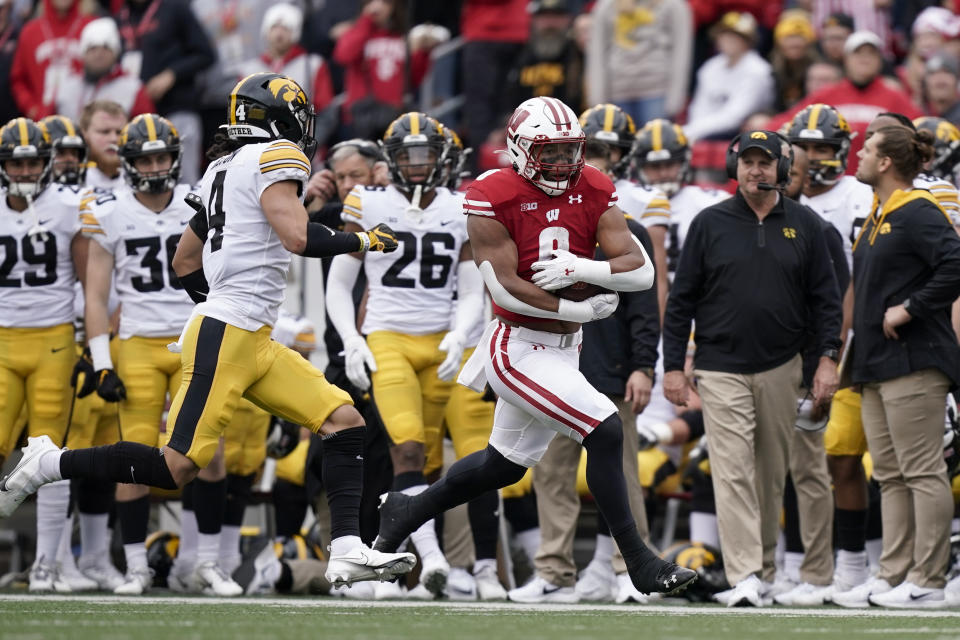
[896,8,960,106]
[769,31,922,176]
[237,3,334,114]
[333,0,432,140]
[55,18,155,122]
[10,0,94,121]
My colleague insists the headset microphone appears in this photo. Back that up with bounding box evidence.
[756,182,779,191]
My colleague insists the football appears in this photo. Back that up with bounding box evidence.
[554,282,610,301]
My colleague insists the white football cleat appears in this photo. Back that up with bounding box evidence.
[727,575,763,608]
[575,559,617,602]
[445,567,477,601]
[831,577,891,608]
[325,544,417,588]
[0,436,60,517]
[238,541,283,596]
[868,581,947,609]
[774,581,834,606]
[167,559,197,593]
[944,574,960,606]
[406,582,435,600]
[508,575,579,604]
[615,572,649,604]
[474,564,507,601]
[193,560,243,597]
[57,555,98,592]
[78,553,127,591]
[28,560,60,593]
[114,567,153,595]
[419,553,450,598]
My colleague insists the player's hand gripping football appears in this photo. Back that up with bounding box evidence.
[71,347,97,398]
[344,335,377,391]
[94,368,126,402]
[586,291,619,321]
[530,248,580,291]
[357,223,399,253]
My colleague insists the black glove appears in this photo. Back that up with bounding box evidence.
[71,348,97,398]
[266,417,301,459]
[94,368,126,402]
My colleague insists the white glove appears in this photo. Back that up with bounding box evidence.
[531,249,580,291]
[437,330,466,382]
[344,335,377,391]
[271,319,298,349]
[637,421,673,451]
[587,292,619,321]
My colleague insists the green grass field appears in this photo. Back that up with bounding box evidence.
[2,595,960,640]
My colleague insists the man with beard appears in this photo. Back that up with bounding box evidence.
[505,0,583,113]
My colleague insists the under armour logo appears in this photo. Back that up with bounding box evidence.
[545,208,560,222]
[569,194,582,204]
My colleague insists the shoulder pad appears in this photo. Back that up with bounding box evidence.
[259,140,310,177]
[78,188,117,236]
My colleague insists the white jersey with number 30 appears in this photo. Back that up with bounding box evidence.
[342,184,467,335]
[81,185,196,339]
[194,140,311,331]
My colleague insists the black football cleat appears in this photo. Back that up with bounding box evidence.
[372,492,417,553]
[631,559,698,596]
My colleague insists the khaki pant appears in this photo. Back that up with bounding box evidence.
[861,368,952,589]
[789,424,834,585]
[532,396,649,586]
[696,355,801,586]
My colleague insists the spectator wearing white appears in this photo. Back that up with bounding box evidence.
[585,0,692,124]
[55,18,155,123]
[683,12,774,142]
[236,4,335,120]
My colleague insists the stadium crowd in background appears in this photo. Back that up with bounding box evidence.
[1,0,960,613]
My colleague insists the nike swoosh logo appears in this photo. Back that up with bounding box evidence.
[38,219,51,225]
[51,347,68,353]
[440,220,453,226]
[180,219,192,225]
[542,585,561,594]
[910,592,936,600]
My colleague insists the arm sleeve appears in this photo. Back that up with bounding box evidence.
[804,215,843,353]
[188,207,208,239]
[624,220,660,370]
[325,254,363,341]
[905,202,960,318]
[662,213,704,371]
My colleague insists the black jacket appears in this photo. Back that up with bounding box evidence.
[851,189,960,387]
[802,219,850,387]
[663,190,843,374]
[118,0,215,116]
[581,218,660,395]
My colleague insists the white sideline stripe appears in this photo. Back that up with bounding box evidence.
[2,594,960,617]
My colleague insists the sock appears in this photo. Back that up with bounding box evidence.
[593,534,615,565]
[123,542,148,572]
[689,512,719,547]
[35,480,70,566]
[193,478,226,536]
[836,549,868,584]
[56,512,75,566]
[78,512,110,563]
[197,532,221,565]
[782,476,803,553]
[865,538,883,574]
[117,495,150,570]
[76,477,113,562]
[836,508,867,555]
[515,528,540,565]
[474,558,496,574]
[403,484,443,562]
[224,473,254,527]
[467,490,499,561]
[330,534,362,556]
[219,525,242,575]
[321,427,365,540]
[783,551,803,584]
[178,510,199,567]
[273,479,309,538]
[60,443,177,489]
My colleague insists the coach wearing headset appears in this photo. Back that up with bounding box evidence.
[662,130,843,607]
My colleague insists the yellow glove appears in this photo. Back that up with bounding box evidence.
[357,223,399,253]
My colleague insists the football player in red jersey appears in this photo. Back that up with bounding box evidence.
[375,96,698,597]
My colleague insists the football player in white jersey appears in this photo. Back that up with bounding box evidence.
[0,72,417,589]
[632,119,729,286]
[580,104,671,321]
[913,117,960,228]
[79,100,127,191]
[0,117,87,592]
[326,113,485,598]
[80,114,233,595]
[786,105,876,602]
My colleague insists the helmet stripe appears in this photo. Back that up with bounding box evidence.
[410,112,420,136]
[144,114,157,141]
[229,90,238,126]
[651,121,663,152]
[552,97,573,130]
[806,104,823,132]
[17,118,27,147]
[603,104,615,132]
[540,97,562,131]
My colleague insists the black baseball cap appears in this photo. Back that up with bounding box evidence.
[737,130,783,159]
[528,0,570,14]
[823,13,855,31]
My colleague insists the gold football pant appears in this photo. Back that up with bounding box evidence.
[224,400,271,477]
[164,316,352,469]
[118,336,181,447]
[0,324,74,447]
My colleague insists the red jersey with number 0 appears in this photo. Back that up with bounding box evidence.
[463,165,618,324]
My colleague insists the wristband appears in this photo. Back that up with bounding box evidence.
[89,333,113,371]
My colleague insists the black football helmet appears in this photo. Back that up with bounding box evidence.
[381,112,446,192]
[226,72,317,158]
[440,126,471,190]
[118,114,182,194]
[0,117,53,198]
[913,116,960,181]
[661,541,729,603]
[579,103,636,179]
[39,115,88,185]
[785,103,853,186]
[631,118,691,197]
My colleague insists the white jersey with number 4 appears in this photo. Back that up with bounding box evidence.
[342,184,468,335]
[82,185,196,339]
[0,184,80,328]
[194,140,311,331]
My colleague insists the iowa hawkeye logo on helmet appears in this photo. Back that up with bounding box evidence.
[267,77,308,107]
[226,72,317,156]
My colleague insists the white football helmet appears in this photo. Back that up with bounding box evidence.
[505,97,585,196]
